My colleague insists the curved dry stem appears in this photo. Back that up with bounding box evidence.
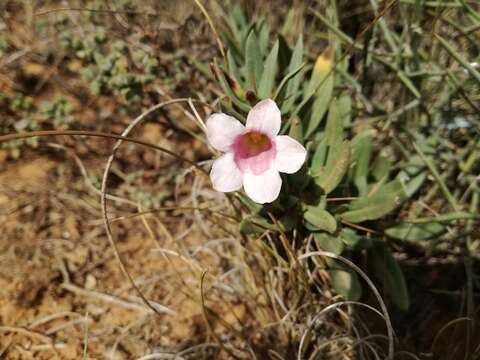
[298,251,394,360]
[0,130,207,175]
[98,99,208,316]
[394,351,422,360]
[430,316,472,353]
[192,0,225,58]
[297,301,385,360]
[109,206,238,223]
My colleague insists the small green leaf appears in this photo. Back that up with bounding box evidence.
[313,140,351,194]
[239,215,279,235]
[337,95,352,128]
[311,137,327,170]
[240,218,264,234]
[282,36,304,113]
[288,116,303,143]
[369,242,409,311]
[258,40,279,99]
[385,222,446,241]
[214,59,250,112]
[273,63,305,104]
[231,5,247,35]
[340,177,408,223]
[371,151,392,182]
[329,269,362,301]
[341,228,372,250]
[351,130,375,197]
[258,22,270,58]
[401,170,427,198]
[304,48,335,138]
[245,30,263,90]
[304,206,337,233]
[226,49,241,86]
[238,193,263,213]
[324,97,344,149]
[304,74,334,138]
[314,233,344,255]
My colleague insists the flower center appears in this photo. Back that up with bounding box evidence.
[234,131,272,159]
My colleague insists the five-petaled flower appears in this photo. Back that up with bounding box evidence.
[206,99,307,204]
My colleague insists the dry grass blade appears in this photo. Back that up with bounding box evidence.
[298,251,394,360]
[0,130,207,175]
[99,98,207,317]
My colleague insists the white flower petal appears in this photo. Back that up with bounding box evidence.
[206,113,245,152]
[246,99,281,136]
[210,152,244,192]
[274,135,307,174]
[243,168,282,204]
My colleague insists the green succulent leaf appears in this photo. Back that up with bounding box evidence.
[313,140,351,194]
[401,170,427,197]
[288,116,303,143]
[258,40,279,99]
[281,36,304,113]
[226,49,241,85]
[240,215,278,234]
[245,30,263,90]
[350,130,375,197]
[304,206,337,233]
[340,177,408,223]
[371,151,392,182]
[304,48,335,138]
[258,22,270,57]
[329,268,362,301]
[214,59,250,112]
[324,97,344,149]
[385,222,446,241]
[314,233,344,255]
[274,63,305,105]
[311,137,327,171]
[341,228,372,250]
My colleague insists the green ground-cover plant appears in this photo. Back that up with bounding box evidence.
[205,2,480,312]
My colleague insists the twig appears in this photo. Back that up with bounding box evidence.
[60,283,175,315]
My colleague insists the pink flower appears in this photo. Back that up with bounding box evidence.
[206,99,307,204]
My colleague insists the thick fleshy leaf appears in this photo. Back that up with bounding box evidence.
[350,129,375,196]
[329,269,362,301]
[210,152,244,192]
[304,206,337,234]
[288,116,303,143]
[340,177,408,223]
[324,97,344,149]
[282,36,304,113]
[274,135,307,174]
[385,222,446,241]
[246,99,281,136]
[214,58,250,112]
[245,30,262,90]
[313,140,351,194]
[304,47,334,138]
[206,113,245,152]
[314,233,344,255]
[243,168,282,204]
[258,40,279,99]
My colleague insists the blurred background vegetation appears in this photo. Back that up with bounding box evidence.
[0,0,479,359]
